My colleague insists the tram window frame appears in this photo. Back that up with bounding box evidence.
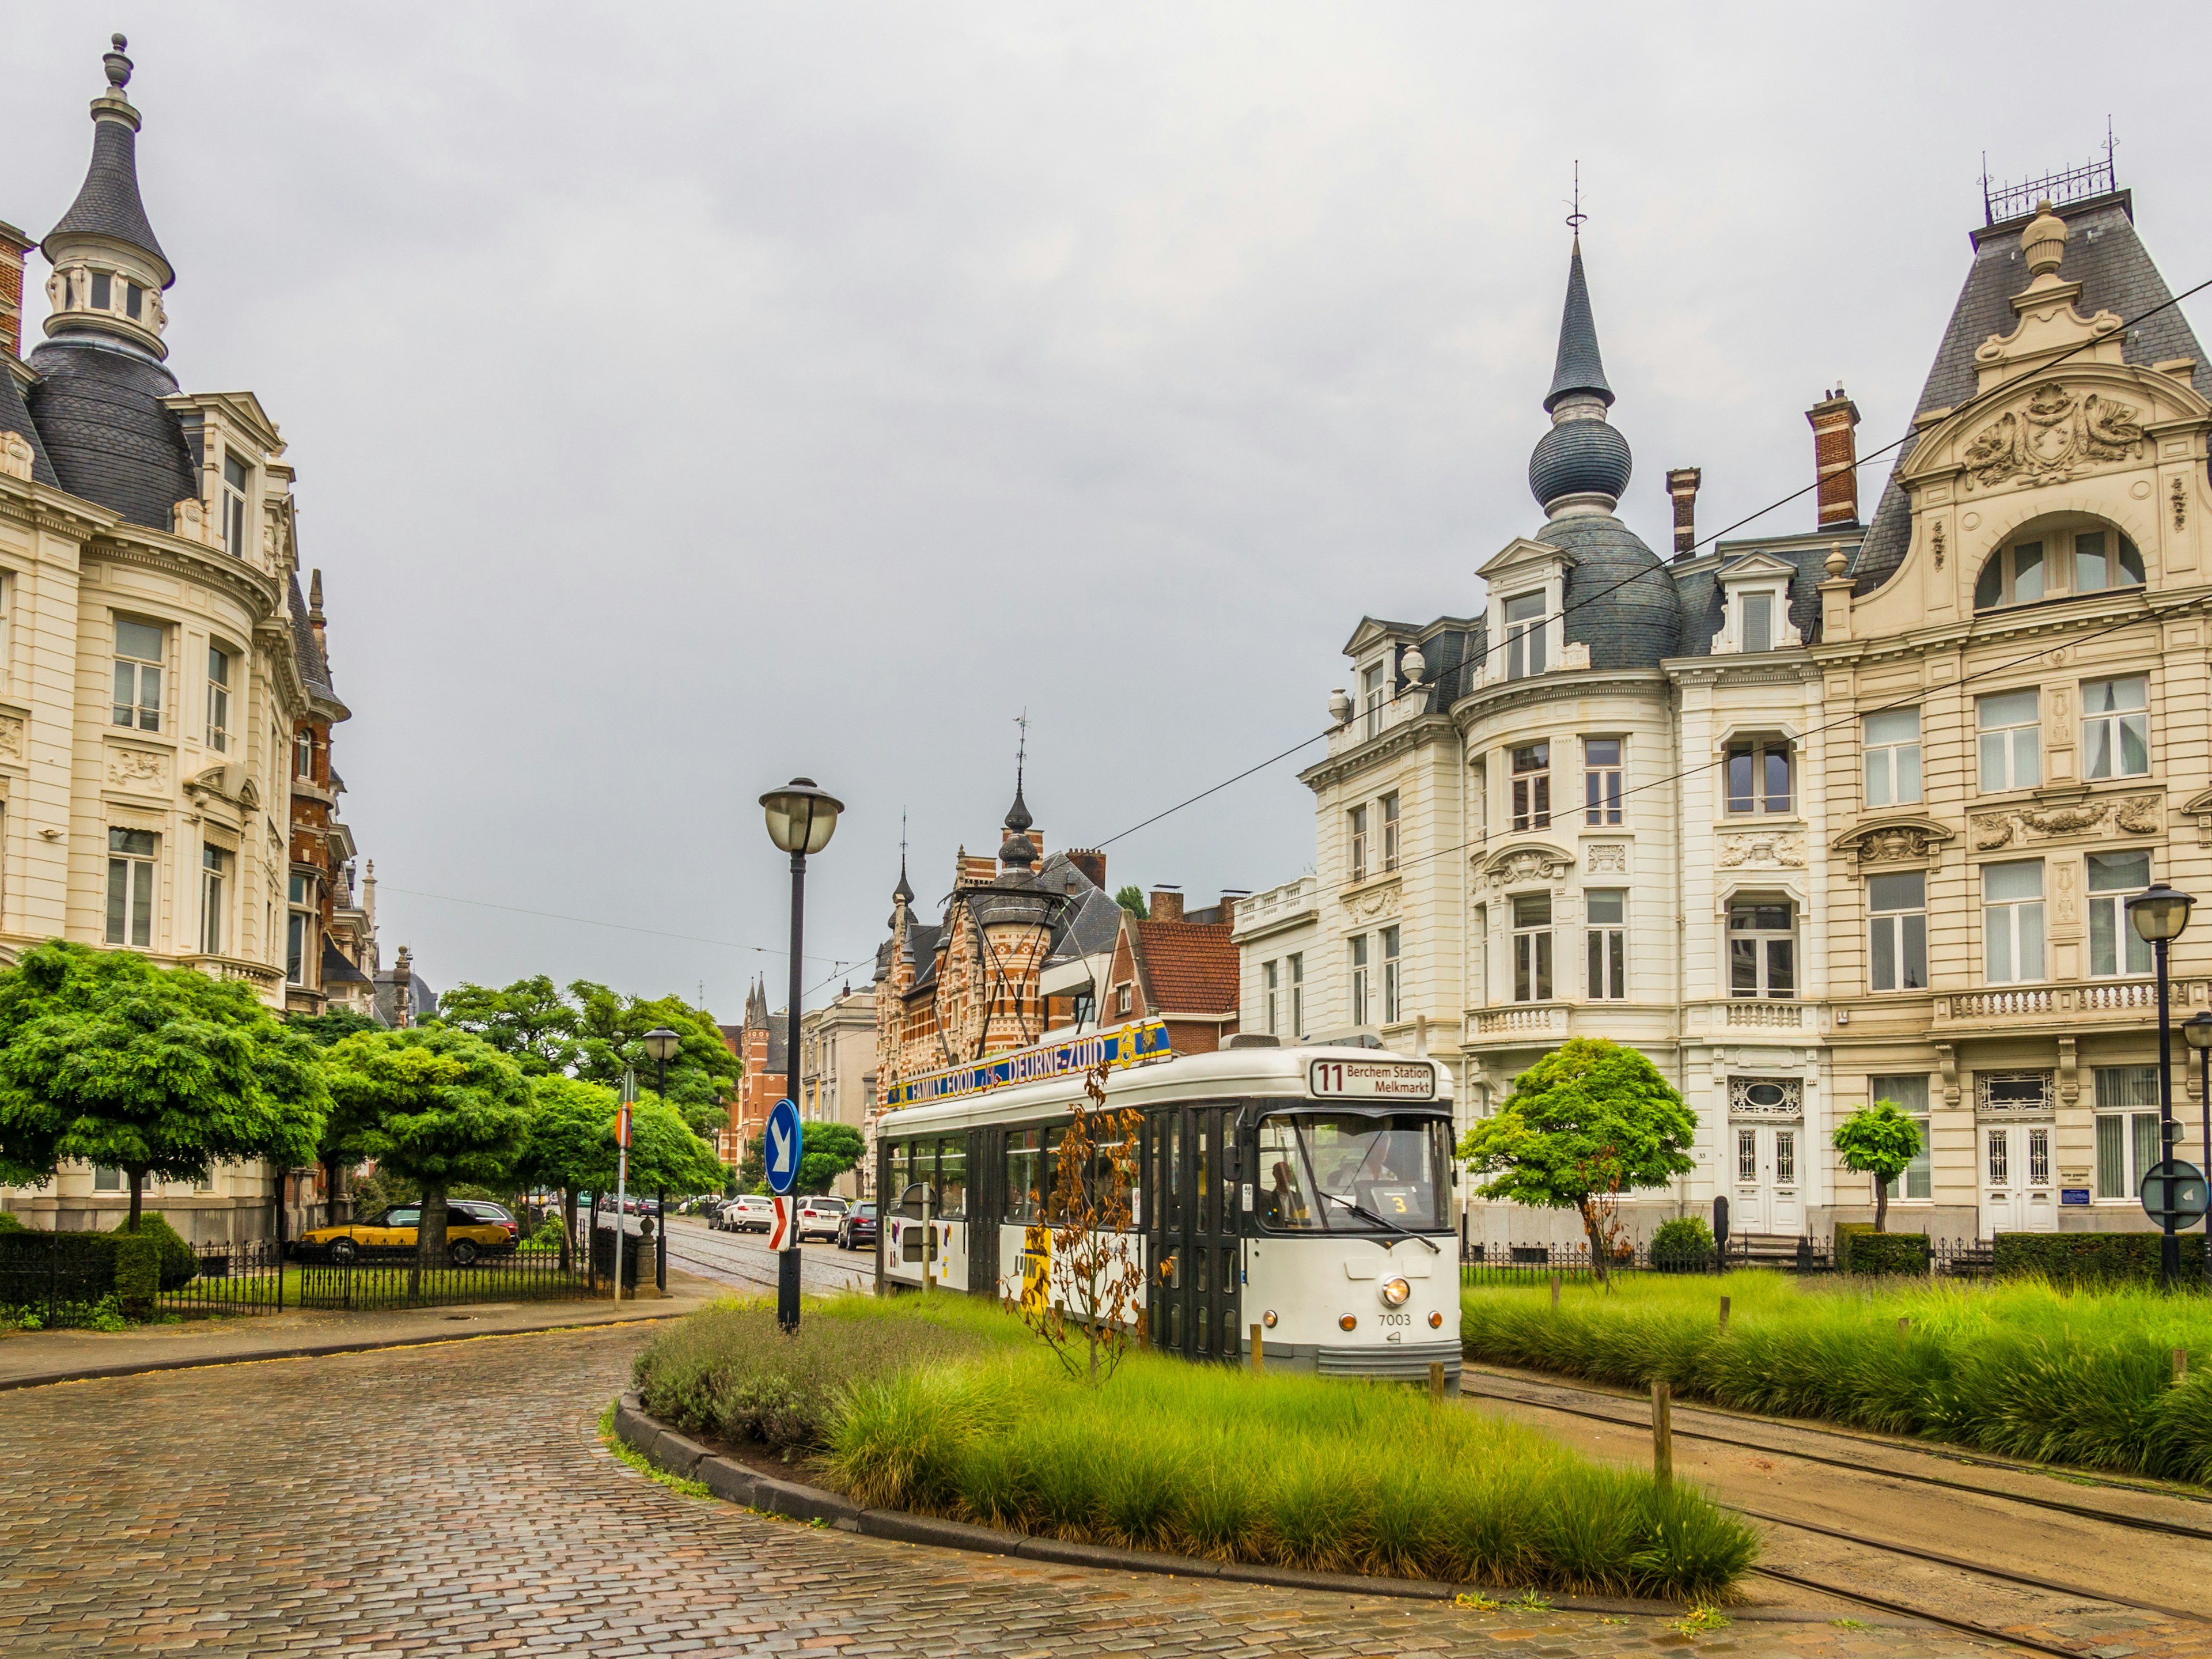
[1251,1111,1452,1234]
[937,1137,967,1219]
[1004,1127,1043,1224]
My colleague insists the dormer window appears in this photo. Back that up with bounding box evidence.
[222,453,251,556]
[1975,524,2143,611]
[1503,592,1547,680]
[1359,661,1386,738]
[1741,592,1774,653]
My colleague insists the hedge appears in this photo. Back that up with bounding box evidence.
[112,1228,163,1319]
[1994,1232,2209,1287]
[1835,1228,1930,1277]
[110,1214,198,1291]
[0,1229,119,1307]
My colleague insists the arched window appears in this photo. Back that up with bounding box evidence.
[1975,520,2143,611]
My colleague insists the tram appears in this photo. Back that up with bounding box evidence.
[872,1021,1461,1388]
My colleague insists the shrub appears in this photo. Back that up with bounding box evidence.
[1993,1232,2206,1287]
[0,1210,25,1233]
[109,1214,198,1291]
[112,1229,162,1319]
[1835,1229,1929,1277]
[1650,1217,1714,1272]
[0,1228,118,1306]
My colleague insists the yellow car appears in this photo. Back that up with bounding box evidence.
[297,1205,512,1267]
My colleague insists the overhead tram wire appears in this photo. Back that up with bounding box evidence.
[377,884,869,974]
[1085,267,2212,853]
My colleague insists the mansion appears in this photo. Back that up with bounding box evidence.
[1237,169,2212,1246]
[0,41,407,1239]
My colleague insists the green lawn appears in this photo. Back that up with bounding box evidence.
[634,1293,1758,1600]
[1461,1271,2212,1483]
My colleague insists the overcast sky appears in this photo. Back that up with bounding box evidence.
[9,3,2211,1020]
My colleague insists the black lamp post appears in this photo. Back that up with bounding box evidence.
[2188,1011,2212,1289]
[760,777,843,1331]
[2127,881,2195,1289]
[641,1025,681,1294]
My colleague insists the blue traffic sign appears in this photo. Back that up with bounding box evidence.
[765,1098,803,1196]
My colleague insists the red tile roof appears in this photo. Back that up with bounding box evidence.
[1135,919,1240,1016]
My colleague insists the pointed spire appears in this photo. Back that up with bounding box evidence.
[893,854,914,905]
[1542,238,1614,413]
[43,35,171,284]
[1005,713,1033,833]
[308,568,325,625]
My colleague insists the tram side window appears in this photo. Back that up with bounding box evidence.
[1043,1126,1067,1221]
[938,1137,967,1218]
[896,1140,938,1220]
[1004,1128,1041,1224]
[1256,1116,1316,1229]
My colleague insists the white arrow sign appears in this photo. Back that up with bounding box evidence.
[769,1119,793,1176]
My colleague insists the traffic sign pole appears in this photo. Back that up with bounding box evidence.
[766,1096,804,1331]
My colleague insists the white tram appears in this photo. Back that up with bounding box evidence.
[872,1028,1461,1388]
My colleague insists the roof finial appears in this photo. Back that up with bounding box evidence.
[893,809,914,904]
[308,567,325,624]
[1564,159,1586,239]
[104,34,132,95]
[1003,711,1033,834]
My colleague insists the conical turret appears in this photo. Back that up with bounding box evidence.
[1529,236,1633,519]
[41,35,172,361]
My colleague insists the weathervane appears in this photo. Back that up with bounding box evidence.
[1565,160,1586,235]
[1014,708,1029,790]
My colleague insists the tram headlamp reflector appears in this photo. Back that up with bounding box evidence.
[1428,1310,1444,1329]
[1379,1277,1411,1308]
[1262,1310,1278,1329]
[1339,1314,1357,1332]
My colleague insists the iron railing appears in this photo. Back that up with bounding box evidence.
[294,1247,591,1312]
[0,1233,287,1328]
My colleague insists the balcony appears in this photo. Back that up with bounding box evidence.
[1469,1002,1568,1039]
[179,953,285,992]
[1933,977,2210,1031]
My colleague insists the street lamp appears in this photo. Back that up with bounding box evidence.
[2188,1010,2212,1289]
[2128,881,2195,1289]
[760,777,843,1331]
[641,1025,681,1103]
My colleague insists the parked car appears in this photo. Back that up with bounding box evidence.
[836,1202,878,1252]
[700,1197,725,1225]
[445,1199,519,1247]
[296,1206,512,1267]
[796,1196,847,1241]
[720,1194,774,1233]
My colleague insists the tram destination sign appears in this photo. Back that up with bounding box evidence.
[1308,1056,1437,1101]
[884,1018,1172,1108]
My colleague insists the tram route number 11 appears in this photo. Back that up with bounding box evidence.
[1308,1058,1435,1101]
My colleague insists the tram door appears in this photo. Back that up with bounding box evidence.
[1146,1102,1241,1362]
[968,1126,1001,1296]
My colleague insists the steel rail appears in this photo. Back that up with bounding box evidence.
[1744,1565,2095,1659]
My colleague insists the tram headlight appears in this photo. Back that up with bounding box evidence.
[1379,1277,1411,1308]
[1338,1314,1357,1331]
[1262,1310,1278,1329]
[1428,1310,1444,1329]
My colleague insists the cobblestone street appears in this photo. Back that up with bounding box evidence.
[0,1322,2007,1657]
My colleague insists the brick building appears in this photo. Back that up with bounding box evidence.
[719,980,788,1161]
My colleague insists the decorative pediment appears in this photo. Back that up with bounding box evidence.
[1339,877,1402,922]
[1342,616,1416,657]
[1832,815,1956,870]
[2186,788,2212,848]
[183,762,262,812]
[1477,536,1575,582]
[1953,380,2147,490]
[1477,840,1573,891]
[1715,551,1800,585]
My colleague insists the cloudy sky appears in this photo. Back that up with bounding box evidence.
[9,3,2210,1019]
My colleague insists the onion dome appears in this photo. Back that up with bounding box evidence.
[999,831,1037,872]
[1003,778,1033,835]
[1529,419,1632,514]
[1530,237,1634,518]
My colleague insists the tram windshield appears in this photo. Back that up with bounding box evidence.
[1255,1113,1452,1233]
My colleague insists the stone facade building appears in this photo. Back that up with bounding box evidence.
[1243,168,2212,1247]
[0,41,406,1240]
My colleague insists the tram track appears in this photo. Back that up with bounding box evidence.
[663,1219,876,1298]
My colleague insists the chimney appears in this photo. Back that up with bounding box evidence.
[1149,886,1184,924]
[0,220,29,359]
[1215,891,1244,930]
[1665,467,1701,561]
[1808,385,1861,528]
[1066,847,1107,891]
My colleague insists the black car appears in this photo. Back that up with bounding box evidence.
[835,1202,878,1252]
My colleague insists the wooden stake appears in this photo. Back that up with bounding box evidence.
[2176,1347,2190,1388]
[1551,1271,1562,1309]
[1652,1379,1673,1490]
[1718,1295,1730,1332]
[1251,1323,1264,1374]
[1897,1316,1911,1338]
[1429,1359,1446,1404]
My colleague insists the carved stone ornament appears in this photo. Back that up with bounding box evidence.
[0,713,22,760]
[2177,475,2191,532]
[1340,883,1402,922]
[1715,830,1806,869]
[1585,843,1628,874]
[1727,1075,1804,1120]
[0,431,33,483]
[1972,793,2159,849]
[106,747,167,791]
[1480,845,1573,891]
[1931,520,1946,569]
[1976,1070,2055,1117]
[1835,819,1953,869]
[2184,788,2212,847]
[1959,383,2144,488]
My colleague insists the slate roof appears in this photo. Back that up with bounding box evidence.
[320,938,372,986]
[1855,191,2212,596]
[765,1014,788,1077]
[1132,919,1240,1016]
[45,105,171,278]
[1416,623,1483,712]
[1544,240,1614,411]
[1666,535,1859,656]
[0,366,60,488]
[22,339,194,530]
[289,572,334,696]
[1548,514,1682,669]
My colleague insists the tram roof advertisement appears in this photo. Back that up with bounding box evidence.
[883,1018,1173,1108]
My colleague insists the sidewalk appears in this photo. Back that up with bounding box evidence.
[0,1267,725,1390]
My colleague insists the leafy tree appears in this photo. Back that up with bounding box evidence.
[0,942,328,1229]
[566,982,739,1141]
[285,1007,380,1048]
[1834,1100,1923,1234]
[286,1007,382,1221]
[738,1119,863,1196]
[518,1077,723,1268]
[1459,1037,1696,1286]
[322,1027,532,1272]
[431,975,582,1077]
[1113,885,1148,919]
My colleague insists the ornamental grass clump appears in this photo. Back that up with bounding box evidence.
[1461,1271,2212,1483]
[823,1342,1758,1600]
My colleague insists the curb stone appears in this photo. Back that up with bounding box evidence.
[609,1393,1922,1626]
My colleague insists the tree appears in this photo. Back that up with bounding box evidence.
[515,1075,618,1271]
[1459,1037,1696,1286]
[1113,885,1148,919]
[1834,1100,1923,1234]
[322,1026,532,1274]
[431,976,582,1077]
[1021,1065,1146,1384]
[739,1120,862,1196]
[566,982,740,1140]
[0,942,328,1229]
[287,1007,382,1222]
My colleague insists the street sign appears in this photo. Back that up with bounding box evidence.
[765,1098,802,1196]
[767,1194,794,1251]
[615,1102,631,1149]
[2141,1158,2210,1228]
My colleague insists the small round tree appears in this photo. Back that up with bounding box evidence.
[1459,1037,1696,1286]
[1832,1100,1922,1234]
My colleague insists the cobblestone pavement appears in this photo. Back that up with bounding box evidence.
[0,1323,2032,1657]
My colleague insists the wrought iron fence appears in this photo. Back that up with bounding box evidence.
[160,1238,285,1316]
[1459,1234,1999,1286]
[294,1246,590,1313]
[0,1232,286,1328]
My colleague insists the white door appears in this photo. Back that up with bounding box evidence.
[1731,1124,1804,1236]
[1979,1123,2056,1238]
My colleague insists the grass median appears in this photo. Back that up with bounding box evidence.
[1461,1270,2212,1483]
[632,1293,1758,1600]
